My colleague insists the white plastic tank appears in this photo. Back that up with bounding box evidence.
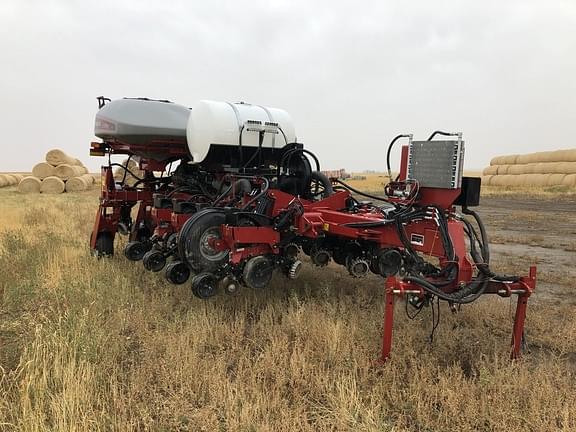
[186,100,296,163]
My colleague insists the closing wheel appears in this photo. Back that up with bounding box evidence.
[243,256,275,289]
[165,261,191,285]
[191,272,218,299]
[93,232,114,257]
[124,241,150,261]
[178,209,229,272]
[142,250,167,272]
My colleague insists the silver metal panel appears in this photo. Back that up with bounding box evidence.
[407,140,465,189]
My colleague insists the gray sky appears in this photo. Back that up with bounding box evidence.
[1,0,575,172]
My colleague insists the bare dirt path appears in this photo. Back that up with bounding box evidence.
[478,196,576,303]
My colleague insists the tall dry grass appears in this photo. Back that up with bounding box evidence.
[0,188,575,431]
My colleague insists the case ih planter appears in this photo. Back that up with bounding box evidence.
[89,97,535,362]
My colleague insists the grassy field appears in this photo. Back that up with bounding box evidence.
[0,186,575,431]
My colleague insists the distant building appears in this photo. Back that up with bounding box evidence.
[320,169,350,180]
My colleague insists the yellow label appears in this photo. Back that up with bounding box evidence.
[323,223,330,231]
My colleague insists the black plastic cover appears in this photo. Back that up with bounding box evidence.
[455,177,481,207]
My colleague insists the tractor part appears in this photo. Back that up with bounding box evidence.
[124,240,151,261]
[191,272,219,299]
[243,256,275,289]
[164,261,191,285]
[92,232,114,257]
[310,247,331,267]
[286,260,303,280]
[219,276,240,295]
[142,250,167,272]
[346,257,370,278]
[178,210,229,272]
[374,249,403,277]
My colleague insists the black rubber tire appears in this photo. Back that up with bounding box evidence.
[142,250,167,272]
[307,171,334,200]
[177,209,229,272]
[243,256,274,289]
[191,273,218,299]
[164,261,191,285]
[124,241,148,261]
[93,232,114,257]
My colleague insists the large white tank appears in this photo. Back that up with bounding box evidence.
[186,100,296,164]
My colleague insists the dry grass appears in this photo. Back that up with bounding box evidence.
[0,186,575,431]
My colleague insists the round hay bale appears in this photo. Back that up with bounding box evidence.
[40,176,66,194]
[65,174,94,192]
[501,155,518,165]
[546,174,566,186]
[45,149,83,167]
[2,174,15,185]
[481,175,493,186]
[490,156,505,166]
[522,174,552,187]
[32,162,56,179]
[114,159,143,187]
[65,177,89,192]
[54,164,84,180]
[12,174,24,183]
[0,175,8,188]
[18,176,42,193]
[506,164,530,175]
[496,165,511,175]
[555,162,576,174]
[490,175,508,187]
[517,149,576,164]
[482,166,498,175]
[561,174,576,187]
[529,162,574,174]
[555,149,576,163]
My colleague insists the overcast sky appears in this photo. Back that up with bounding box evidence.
[1,0,575,172]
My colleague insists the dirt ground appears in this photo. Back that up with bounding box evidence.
[479,196,576,304]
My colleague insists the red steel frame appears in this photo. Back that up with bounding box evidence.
[89,165,156,249]
[216,186,537,362]
[379,266,536,363]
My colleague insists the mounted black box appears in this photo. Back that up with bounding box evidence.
[455,177,481,207]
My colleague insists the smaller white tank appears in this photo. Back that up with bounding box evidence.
[186,100,296,164]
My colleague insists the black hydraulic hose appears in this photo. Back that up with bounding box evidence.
[109,163,143,182]
[462,206,520,282]
[427,130,460,141]
[334,179,390,203]
[462,206,490,264]
[386,134,411,180]
[241,177,270,210]
[405,274,489,304]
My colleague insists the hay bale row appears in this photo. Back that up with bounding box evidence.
[482,174,576,187]
[18,174,95,194]
[0,174,24,188]
[490,149,576,166]
[483,162,576,176]
[14,148,92,194]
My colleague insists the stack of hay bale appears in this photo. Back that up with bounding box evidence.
[18,149,95,194]
[0,174,24,188]
[114,158,144,186]
[482,149,576,188]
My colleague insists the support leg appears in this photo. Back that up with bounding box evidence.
[511,294,528,360]
[379,278,396,364]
